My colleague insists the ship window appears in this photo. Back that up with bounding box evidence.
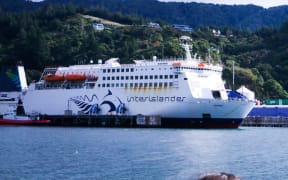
[111,84,114,87]
[135,76,139,80]
[135,83,138,87]
[98,84,101,88]
[175,75,178,79]
[121,76,124,80]
[108,69,111,73]
[169,75,173,79]
[107,77,110,80]
[160,75,163,79]
[130,83,133,87]
[140,76,143,80]
[149,82,153,87]
[144,75,148,79]
[149,75,153,79]
[164,82,168,87]
[169,82,173,86]
[112,76,115,80]
[159,82,163,87]
[103,77,106,80]
[154,82,157,87]
[154,75,158,79]
[107,84,110,87]
[126,76,129,80]
[130,76,134,80]
[203,114,211,119]
[125,83,128,87]
[116,77,119,80]
[121,69,124,72]
[112,69,115,73]
[144,83,148,87]
[86,83,95,89]
[139,83,143,87]
[131,68,134,72]
[126,69,129,72]
[102,84,105,87]
[120,83,124,87]
[212,91,221,99]
[116,69,120,72]
[116,83,119,87]
[165,75,168,79]
[184,78,188,80]
[103,69,106,73]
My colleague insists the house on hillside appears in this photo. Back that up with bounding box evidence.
[148,22,160,28]
[173,24,192,32]
[212,29,221,36]
[92,23,104,31]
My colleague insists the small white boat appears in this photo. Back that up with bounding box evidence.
[0,99,50,126]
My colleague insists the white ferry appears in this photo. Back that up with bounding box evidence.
[0,66,27,115]
[22,37,254,128]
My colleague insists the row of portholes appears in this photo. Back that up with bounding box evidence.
[98,82,174,88]
[102,74,178,81]
[102,67,173,73]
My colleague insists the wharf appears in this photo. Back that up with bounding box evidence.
[40,115,162,128]
[242,105,288,127]
[39,115,239,128]
[242,117,288,127]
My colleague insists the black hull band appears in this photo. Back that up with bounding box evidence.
[41,115,243,129]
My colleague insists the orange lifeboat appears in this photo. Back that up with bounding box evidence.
[198,63,205,67]
[65,74,86,81]
[172,61,181,66]
[44,74,64,81]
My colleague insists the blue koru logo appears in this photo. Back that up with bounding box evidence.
[70,90,126,115]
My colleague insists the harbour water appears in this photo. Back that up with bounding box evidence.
[0,126,287,179]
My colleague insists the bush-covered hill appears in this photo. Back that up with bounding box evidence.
[0,5,288,100]
[1,0,288,30]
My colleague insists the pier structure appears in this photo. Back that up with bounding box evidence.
[242,116,288,127]
[242,105,288,127]
[40,114,162,128]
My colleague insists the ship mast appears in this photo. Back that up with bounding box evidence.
[179,36,195,62]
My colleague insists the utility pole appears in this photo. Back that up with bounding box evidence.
[232,61,235,90]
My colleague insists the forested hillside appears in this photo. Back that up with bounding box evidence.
[1,0,288,30]
[0,4,288,100]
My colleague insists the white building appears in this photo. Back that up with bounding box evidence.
[92,23,104,31]
[237,86,255,101]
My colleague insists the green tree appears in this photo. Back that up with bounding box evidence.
[263,79,288,99]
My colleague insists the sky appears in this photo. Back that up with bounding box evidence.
[30,0,288,8]
[158,0,288,8]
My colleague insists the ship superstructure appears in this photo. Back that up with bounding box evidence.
[22,38,254,128]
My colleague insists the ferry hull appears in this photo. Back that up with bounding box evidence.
[23,87,254,128]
